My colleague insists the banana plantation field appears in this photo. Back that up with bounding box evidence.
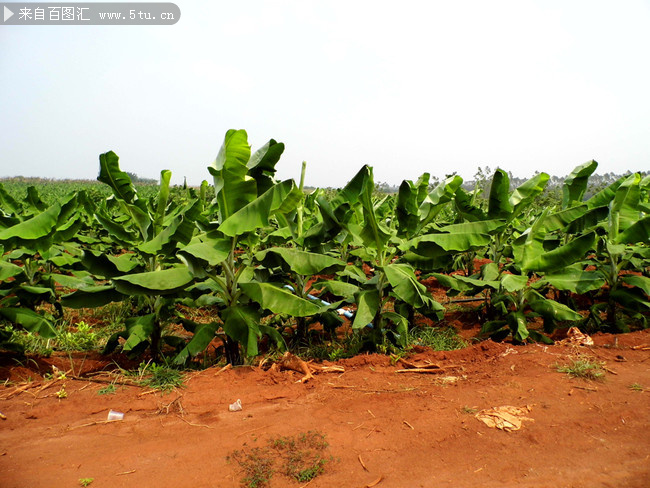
[1,129,649,487]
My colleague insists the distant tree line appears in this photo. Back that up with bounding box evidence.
[0,173,157,185]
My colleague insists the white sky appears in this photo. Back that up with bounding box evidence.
[1,0,649,187]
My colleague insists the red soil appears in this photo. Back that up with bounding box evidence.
[1,329,649,488]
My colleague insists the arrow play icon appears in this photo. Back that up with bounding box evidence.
[4,5,14,22]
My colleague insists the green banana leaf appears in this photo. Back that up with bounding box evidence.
[61,285,125,308]
[620,275,650,295]
[509,172,549,220]
[152,169,172,236]
[562,160,598,209]
[402,232,492,256]
[381,311,409,346]
[247,139,285,195]
[48,252,81,268]
[383,263,442,311]
[526,290,582,322]
[239,282,323,317]
[541,205,589,232]
[453,187,487,221]
[610,288,650,311]
[0,183,20,216]
[25,186,47,213]
[429,272,500,292]
[222,305,261,357]
[49,273,96,289]
[0,201,61,241]
[113,267,194,295]
[488,169,513,219]
[122,314,156,352]
[586,176,624,209]
[98,151,138,204]
[538,267,605,294]
[218,179,302,237]
[358,167,392,250]
[94,208,139,243]
[507,311,530,342]
[97,152,151,240]
[610,173,641,234]
[178,237,231,267]
[435,219,506,235]
[209,129,256,222]
[395,173,430,236]
[18,284,54,298]
[173,321,220,364]
[0,261,24,281]
[500,274,528,292]
[107,253,142,273]
[352,289,380,329]
[138,200,200,255]
[420,175,463,226]
[255,247,346,276]
[521,232,595,273]
[0,307,56,338]
[81,251,127,278]
[311,280,360,299]
[566,206,609,234]
[615,216,650,244]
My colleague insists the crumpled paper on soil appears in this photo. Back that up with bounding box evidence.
[475,405,534,432]
[558,327,594,347]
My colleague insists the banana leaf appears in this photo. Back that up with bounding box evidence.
[218,179,302,237]
[0,307,56,338]
[562,160,598,208]
[113,267,194,295]
[255,247,346,276]
[352,289,380,329]
[239,282,323,317]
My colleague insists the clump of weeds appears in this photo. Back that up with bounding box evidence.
[628,383,646,392]
[228,431,333,487]
[136,360,184,392]
[461,405,479,415]
[556,356,606,381]
[228,447,275,488]
[408,326,467,351]
[97,384,117,395]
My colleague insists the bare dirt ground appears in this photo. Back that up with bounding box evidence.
[1,328,649,488]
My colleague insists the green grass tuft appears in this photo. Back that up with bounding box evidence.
[556,358,605,381]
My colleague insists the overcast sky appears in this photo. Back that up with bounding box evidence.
[1,0,649,187]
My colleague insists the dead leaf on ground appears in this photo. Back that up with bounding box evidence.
[558,327,594,347]
[271,352,314,382]
[268,352,344,383]
[475,405,534,432]
[398,358,444,369]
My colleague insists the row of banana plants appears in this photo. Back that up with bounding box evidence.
[1,129,649,364]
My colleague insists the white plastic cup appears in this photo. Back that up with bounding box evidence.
[228,399,242,412]
[107,410,124,421]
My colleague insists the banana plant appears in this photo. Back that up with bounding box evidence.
[66,151,199,360]
[588,173,649,329]
[253,246,347,341]
[324,165,444,349]
[533,168,650,330]
[414,169,594,342]
[176,129,324,365]
[0,189,81,345]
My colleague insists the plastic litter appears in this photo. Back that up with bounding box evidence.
[107,410,124,421]
[228,399,242,412]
